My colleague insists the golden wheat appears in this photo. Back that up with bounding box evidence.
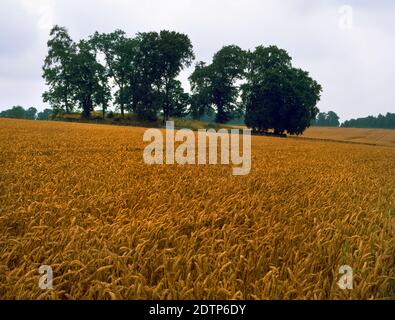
[302,127,395,147]
[0,118,394,300]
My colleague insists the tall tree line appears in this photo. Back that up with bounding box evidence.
[43,26,194,121]
[312,111,340,127]
[190,44,322,135]
[43,26,322,135]
[0,106,38,119]
[342,113,395,129]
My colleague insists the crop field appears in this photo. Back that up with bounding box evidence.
[0,118,394,300]
[301,127,395,147]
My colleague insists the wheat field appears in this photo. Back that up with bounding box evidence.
[301,127,395,147]
[0,118,394,300]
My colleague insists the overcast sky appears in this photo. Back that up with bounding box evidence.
[1,0,394,121]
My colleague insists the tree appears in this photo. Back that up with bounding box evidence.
[26,107,37,119]
[211,45,247,123]
[314,112,327,126]
[91,30,136,117]
[327,111,340,127]
[189,45,246,123]
[129,31,194,121]
[243,46,322,135]
[37,109,53,120]
[94,73,111,119]
[313,111,340,127]
[342,113,395,129]
[156,30,194,122]
[42,26,76,114]
[0,106,27,119]
[131,32,163,121]
[71,40,109,119]
[189,62,214,120]
[167,79,190,118]
[0,106,37,119]
[43,26,111,119]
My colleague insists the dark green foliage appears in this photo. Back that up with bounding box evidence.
[90,30,134,117]
[243,46,322,135]
[189,62,214,120]
[133,31,194,122]
[43,26,110,119]
[167,80,190,118]
[0,106,37,119]
[37,109,53,120]
[312,111,340,127]
[189,46,246,123]
[71,40,110,119]
[89,29,194,121]
[41,26,328,131]
[342,113,395,129]
[25,107,38,119]
[42,26,76,114]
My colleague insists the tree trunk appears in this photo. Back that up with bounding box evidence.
[120,86,125,117]
[163,80,170,124]
[216,103,226,124]
[65,94,69,114]
[82,95,92,119]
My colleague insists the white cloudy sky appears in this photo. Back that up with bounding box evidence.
[0,0,394,121]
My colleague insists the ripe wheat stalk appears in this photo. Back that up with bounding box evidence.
[0,118,394,300]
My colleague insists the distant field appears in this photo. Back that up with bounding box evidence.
[227,125,395,147]
[302,127,395,147]
[0,118,394,299]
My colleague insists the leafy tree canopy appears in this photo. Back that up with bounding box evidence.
[243,46,322,135]
[312,111,340,127]
[342,113,395,129]
[0,106,37,119]
[190,45,247,123]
